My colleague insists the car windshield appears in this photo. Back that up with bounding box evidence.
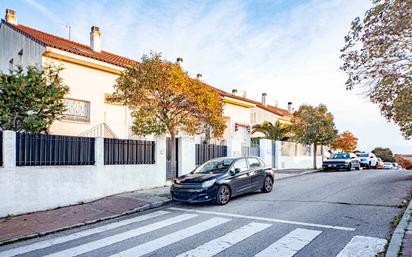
[384,162,392,165]
[332,153,350,159]
[359,154,369,157]
[193,158,235,174]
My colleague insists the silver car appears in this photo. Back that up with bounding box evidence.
[322,153,361,171]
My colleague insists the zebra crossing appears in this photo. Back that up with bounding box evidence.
[0,208,387,257]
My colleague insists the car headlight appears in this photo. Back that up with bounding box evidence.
[202,179,216,188]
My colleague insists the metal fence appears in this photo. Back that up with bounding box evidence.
[0,131,2,166]
[104,138,155,165]
[195,144,227,165]
[16,132,95,166]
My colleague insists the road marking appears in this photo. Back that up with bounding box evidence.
[0,210,170,257]
[335,235,386,257]
[168,207,355,231]
[255,228,322,257]
[42,214,197,257]
[111,217,231,257]
[176,222,271,257]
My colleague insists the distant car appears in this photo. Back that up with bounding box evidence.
[170,157,274,205]
[383,162,394,169]
[322,152,361,171]
[357,152,378,169]
[392,163,400,170]
[377,158,384,169]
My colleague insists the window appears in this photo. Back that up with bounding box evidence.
[248,158,261,168]
[63,98,90,122]
[231,158,248,172]
[16,49,23,65]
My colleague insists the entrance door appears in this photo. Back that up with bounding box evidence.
[166,138,179,179]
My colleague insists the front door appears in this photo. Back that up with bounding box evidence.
[229,158,251,195]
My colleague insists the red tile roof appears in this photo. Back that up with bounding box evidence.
[2,20,137,68]
[2,20,291,118]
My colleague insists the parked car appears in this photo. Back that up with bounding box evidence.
[357,152,378,169]
[322,152,361,171]
[170,157,274,205]
[377,158,384,169]
[383,162,394,169]
[392,163,400,170]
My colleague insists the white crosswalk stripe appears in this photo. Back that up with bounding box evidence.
[176,222,272,257]
[255,228,322,257]
[0,210,170,257]
[42,213,197,257]
[335,235,387,257]
[110,217,231,257]
[0,210,389,257]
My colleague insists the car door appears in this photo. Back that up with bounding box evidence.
[247,157,266,189]
[229,158,252,195]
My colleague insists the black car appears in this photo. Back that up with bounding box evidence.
[170,157,275,205]
[322,152,361,171]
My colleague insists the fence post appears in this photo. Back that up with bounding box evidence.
[259,139,272,166]
[95,137,104,168]
[227,139,241,157]
[178,136,195,176]
[273,140,282,169]
[155,136,167,183]
[3,130,16,169]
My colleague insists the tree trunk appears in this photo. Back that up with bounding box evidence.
[170,133,177,178]
[313,143,317,169]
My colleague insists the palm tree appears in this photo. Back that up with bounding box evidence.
[252,121,291,141]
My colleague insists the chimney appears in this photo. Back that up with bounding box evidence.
[196,73,202,80]
[232,89,238,95]
[176,57,183,66]
[90,26,101,52]
[288,102,293,113]
[5,9,17,25]
[261,93,267,106]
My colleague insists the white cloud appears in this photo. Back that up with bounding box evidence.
[47,0,412,153]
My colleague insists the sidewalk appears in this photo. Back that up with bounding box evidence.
[0,187,172,245]
[274,169,319,180]
[0,169,318,245]
[386,194,412,257]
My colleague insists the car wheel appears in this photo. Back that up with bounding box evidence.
[347,163,352,171]
[216,185,231,205]
[355,165,361,170]
[262,176,273,193]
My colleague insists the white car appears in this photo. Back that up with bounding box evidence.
[383,162,394,169]
[357,152,378,169]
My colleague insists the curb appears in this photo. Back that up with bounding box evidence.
[386,197,412,257]
[0,198,174,246]
[274,170,320,181]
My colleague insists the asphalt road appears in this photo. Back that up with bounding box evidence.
[1,169,411,257]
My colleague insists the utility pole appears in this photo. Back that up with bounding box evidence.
[65,25,71,40]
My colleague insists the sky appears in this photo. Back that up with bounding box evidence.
[1,0,410,153]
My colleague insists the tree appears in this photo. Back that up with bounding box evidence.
[395,155,411,169]
[252,121,291,141]
[291,104,338,169]
[110,52,225,178]
[0,65,69,133]
[341,0,412,139]
[372,147,396,162]
[331,131,358,152]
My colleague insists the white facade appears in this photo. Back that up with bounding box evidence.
[0,23,45,71]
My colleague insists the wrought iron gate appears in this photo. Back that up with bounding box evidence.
[166,137,179,179]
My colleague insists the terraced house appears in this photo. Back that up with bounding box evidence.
[0,9,291,148]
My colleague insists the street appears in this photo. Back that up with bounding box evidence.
[0,169,411,257]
